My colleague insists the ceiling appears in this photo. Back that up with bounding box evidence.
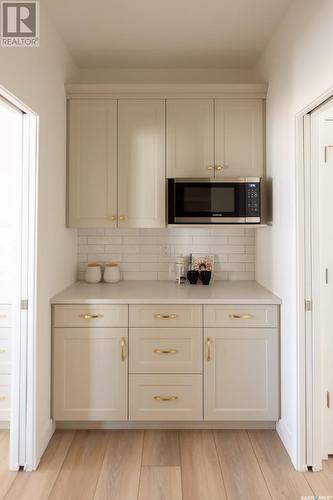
[44,0,291,69]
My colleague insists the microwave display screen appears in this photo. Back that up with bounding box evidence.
[183,186,235,213]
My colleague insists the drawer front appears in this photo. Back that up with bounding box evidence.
[0,306,11,328]
[0,332,10,374]
[53,304,128,328]
[129,305,201,328]
[204,305,278,328]
[0,375,10,421]
[129,374,203,420]
[129,328,202,374]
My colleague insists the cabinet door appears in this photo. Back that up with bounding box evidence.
[53,328,128,420]
[118,100,165,228]
[204,328,279,420]
[215,99,264,177]
[68,99,117,227]
[166,99,214,178]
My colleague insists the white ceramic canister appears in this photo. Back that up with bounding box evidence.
[85,263,102,284]
[104,263,121,283]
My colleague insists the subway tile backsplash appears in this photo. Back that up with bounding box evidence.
[77,227,256,281]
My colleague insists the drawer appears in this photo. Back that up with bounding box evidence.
[0,375,10,421]
[0,306,11,328]
[204,305,278,328]
[129,328,202,374]
[129,374,202,420]
[0,332,10,374]
[53,304,128,327]
[129,304,201,328]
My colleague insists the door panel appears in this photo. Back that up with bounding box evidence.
[118,100,165,228]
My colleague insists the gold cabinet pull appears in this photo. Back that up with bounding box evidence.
[229,314,253,320]
[119,215,126,221]
[0,348,7,354]
[120,337,127,362]
[110,215,116,221]
[0,396,6,401]
[153,348,178,355]
[79,314,104,320]
[154,314,178,320]
[153,395,178,402]
[206,337,212,362]
[207,165,214,171]
[215,164,225,171]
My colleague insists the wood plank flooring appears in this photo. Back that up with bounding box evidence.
[0,429,333,499]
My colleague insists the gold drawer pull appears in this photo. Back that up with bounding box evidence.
[206,337,212,362]
[0,348,7,354]
[79,314,104,320]
[153,395,178,402]
[153,348,178,355]
[120,337,127,362]
[154,314,178,320]
[0,396,6,401]
[229,314,253,320]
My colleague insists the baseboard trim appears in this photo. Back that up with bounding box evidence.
[276,419,298,469]
[56,420,277,430]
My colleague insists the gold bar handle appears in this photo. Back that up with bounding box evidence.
[229,314,253,320]
[154,314,178,320]
[120,337,127,362]
[79,314,104,320]
[153,348,178,355]
[153,395,178,402]
[206,337,212,362]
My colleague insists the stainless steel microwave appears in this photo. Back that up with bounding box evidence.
[167,177,264,224]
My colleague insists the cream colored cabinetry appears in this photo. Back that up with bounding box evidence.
[0,305,11,421]
[215,99,264,177]
[129,304,203,420]
[118,100,165,228]
[53,305,128,421]
[166,98,264,178]
[204,305,279,421]
[68,99,117,228]
[166,99,214,178]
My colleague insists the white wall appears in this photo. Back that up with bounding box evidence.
[255,0,333,467]
[0,6,78,464]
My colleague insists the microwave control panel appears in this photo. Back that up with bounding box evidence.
[245,183,260,217]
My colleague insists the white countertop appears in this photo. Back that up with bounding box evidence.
[51,280,281,305]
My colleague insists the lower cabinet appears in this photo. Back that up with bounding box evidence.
[204,328,279,420]
[53,328,128,420]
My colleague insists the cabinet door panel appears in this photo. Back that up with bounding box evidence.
[68,99,117,227]
[53,328,128,420]
[204,328,279,420]
[215,99,264,177]
[118,100,165,228]
[166,99,214,178]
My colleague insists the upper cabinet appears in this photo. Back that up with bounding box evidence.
[215,99,264,178]
[68,99,117,228]
[118,100,165,228]
[166,99,214,178]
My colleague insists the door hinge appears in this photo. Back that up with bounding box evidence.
[20,299,28,311]
[327,391,331,409]
[305,300,312,311]
[325,268,329,284]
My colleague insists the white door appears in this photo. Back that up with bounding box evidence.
[118,100,165,228]
[68,99,117,227]
[53,328,128,420]
[315,104,333,455]
[215,99,264,177]
[204,328,279,420]
[166,99,214,178]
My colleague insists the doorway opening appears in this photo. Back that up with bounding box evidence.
[0,85,38,471]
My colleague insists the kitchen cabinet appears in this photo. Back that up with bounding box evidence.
[215,99,264,178]
[68,99,117,228]
[166,99,214,178]
[118,100,165,228]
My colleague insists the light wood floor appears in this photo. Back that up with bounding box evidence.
[0,429,333,499]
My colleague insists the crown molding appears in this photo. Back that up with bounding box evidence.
[65,83,267,99]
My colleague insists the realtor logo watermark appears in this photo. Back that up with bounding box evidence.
[1,1,39,47]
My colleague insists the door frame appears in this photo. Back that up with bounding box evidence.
[296,85,333,471]
[0,85,38,471]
